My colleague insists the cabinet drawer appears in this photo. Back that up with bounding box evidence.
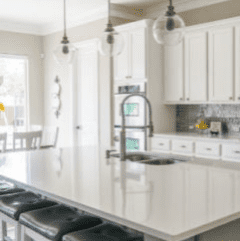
[172,140,193,154]
[195,141,220,158]
[151,137,170,152]
[222,143,240,161]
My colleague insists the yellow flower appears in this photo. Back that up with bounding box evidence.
[0,103,5,112]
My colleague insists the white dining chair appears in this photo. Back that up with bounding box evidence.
[40,127,59,149]
[0,133,7,153]
[13,131,42,151]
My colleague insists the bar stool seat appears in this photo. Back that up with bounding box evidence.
[62,223,144,241]
[19,204,103,241]
[0,186,25,196]
[0,191,57,241]
[0,191,57,220]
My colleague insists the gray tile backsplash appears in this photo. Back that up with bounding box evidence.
[176,105,240,134]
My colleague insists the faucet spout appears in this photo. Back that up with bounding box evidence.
[120,94,154,161]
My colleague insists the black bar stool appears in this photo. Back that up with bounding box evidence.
[62,223,144,241]
[19,204,103,241]
[0,191,57,241]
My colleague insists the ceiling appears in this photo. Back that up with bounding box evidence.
[0,0,231,36]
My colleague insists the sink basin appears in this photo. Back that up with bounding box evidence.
[110,152,179,165]
[139,159,179,165]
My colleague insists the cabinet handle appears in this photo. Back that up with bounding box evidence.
[234,151,240,154]
[229,97,233,100]
[180,145,186,148]
[206,148,212,151]
[159,143,164,146]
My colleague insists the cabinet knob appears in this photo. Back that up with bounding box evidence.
[159,143,164,146]
[76,126,81,130]
[229,97,233,100]
[238,97,240,100]
[187,98,190,101]
[181,145,186,148]
[235,151,240,154]
[179,98,183,101]
[206,148,212,151]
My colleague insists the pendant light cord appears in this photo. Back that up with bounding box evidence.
[64,0,67,37]
[169,0,172,6]
[108,0,110,23]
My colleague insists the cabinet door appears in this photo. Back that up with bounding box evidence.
[209,27,234,102]
[235,26,240,102]
[209,169,234,220]
[114,31,129,81]
[164,42,184,102]
[185,31,208,102]
[129,28,147,80]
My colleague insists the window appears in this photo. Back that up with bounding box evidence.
[0,55,29,132]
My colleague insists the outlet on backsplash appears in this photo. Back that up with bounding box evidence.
[232,125,240,132]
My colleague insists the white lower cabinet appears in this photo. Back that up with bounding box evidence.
[151,137,171,153]
[150,134,240,162]
[172,139,194,155]
[195,141,221,159]
[222,143,240,161]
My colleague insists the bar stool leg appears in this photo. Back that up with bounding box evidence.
[0,220,7,241]
[15,222,21,241]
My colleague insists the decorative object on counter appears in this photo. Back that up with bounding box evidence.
[52,76,61,118]
[98,0,124,57]
[196,120,208,130]
[152,0,185,46]
[210,122,221,135]
[53,0,76,64]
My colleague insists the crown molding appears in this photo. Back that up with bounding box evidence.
[146,0,231,19]
[0,20,43,36]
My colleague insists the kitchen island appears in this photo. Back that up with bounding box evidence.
[1,147,240,241]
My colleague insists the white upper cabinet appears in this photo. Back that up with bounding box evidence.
[114,27,147,82]
[235,26,240,102]
[114,31,129,81]
[184,31,208,102]
[164,42,184,102]
[130,28,146,80]
[208,26,234,102]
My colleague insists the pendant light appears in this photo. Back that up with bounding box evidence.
[53,0,76,64]
[153,0,185,46]
[98,0,124,57]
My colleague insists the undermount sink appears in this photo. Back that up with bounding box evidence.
[110,152,179,165]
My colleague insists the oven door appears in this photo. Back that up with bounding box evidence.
[114,94,146,127]
[114,128,145,152]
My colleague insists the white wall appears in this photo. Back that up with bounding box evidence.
[0,30,44,126]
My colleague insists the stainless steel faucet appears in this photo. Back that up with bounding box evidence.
[120,94,154,162]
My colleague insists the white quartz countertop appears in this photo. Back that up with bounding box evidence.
[154,132,240,143]
[1,147,240,240]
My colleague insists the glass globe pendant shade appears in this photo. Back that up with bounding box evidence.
[53,41,76,64]
[153,9,185,46]
[98,27,124,57]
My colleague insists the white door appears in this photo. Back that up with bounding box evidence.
[114,31,129,81]
[209,26,234,102]
[76,40,99,146]
[164,42,184,102]
[185,31,208,102]
[130,28,146,81]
